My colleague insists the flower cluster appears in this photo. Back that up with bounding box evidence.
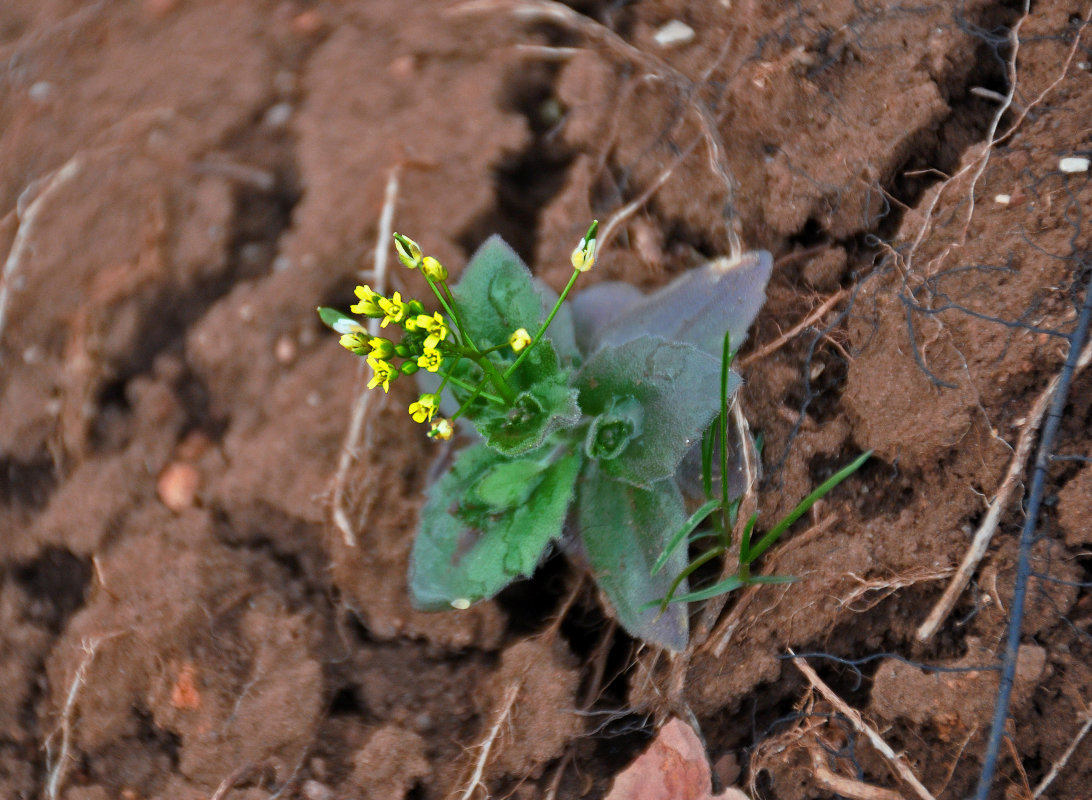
[323,234,459,439]
[319,222,599,445]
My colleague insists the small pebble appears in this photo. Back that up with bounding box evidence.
[263,102,293,130]
[1059,156,1090,173]
[653,20,695,48]
[275,335,297,364]
[28,81,53,102]
[292,10,325,36]
[301,780,334,800]
[157,463,201,512]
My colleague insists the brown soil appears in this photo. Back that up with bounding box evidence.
[2,2,1091,799]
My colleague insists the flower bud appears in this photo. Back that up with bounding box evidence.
[570,219,599,272]
[393,233,422,269]
[508,328,532,353]
[421,256,448,282]
[368,337,395,359]
[428,418,454,440]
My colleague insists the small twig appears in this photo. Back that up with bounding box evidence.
[1003,736,1033,799]
[740,288,849,368]
[790,650,937,800]
[809,745,905,800]
[45,633,122,800]
[458,680,522,800]
[1032,703,1092,798]
[0,156,83,351]
[331,164,401,547]
[512,43,581,60]
[917,334,1092,641]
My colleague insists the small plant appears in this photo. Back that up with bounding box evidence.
[319,225,865,650]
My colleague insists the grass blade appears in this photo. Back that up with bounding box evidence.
[746,450,871,563]
[651,499,722,575]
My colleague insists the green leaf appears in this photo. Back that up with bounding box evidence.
[410,443,582,609]
[479,373,581,456]
[475,459,550,508]
[317,306,362,334]
[577,463,689,651]
[452,236,579,364]
[582,251,772,357]
[575,336,738,488]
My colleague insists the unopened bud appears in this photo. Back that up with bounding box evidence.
[509,327,532,353]
[570,219,599,272]
[393,232,423,269]
[421,256,448,282]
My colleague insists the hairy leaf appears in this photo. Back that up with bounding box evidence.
[575,336,736,488]
[410,443,581,609]
[577,463,689,651]
[480,375,581,456]
[452,235,578,364]
[574,251,772,357]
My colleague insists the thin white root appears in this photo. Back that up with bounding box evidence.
[739,288,849,368]
[45,634,121,800]
[839,567,954,613]
[458,680,522,800]
[917,335,1092,641]
[1032,703,1092,798]
[790,650,937,800]
[331,164,401,547]
[0,156,83,350]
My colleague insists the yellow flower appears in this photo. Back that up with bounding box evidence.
[368,337,395,359]
[570,219,598,272]
[415,312,449,349]
[417,347,443,373]
[350,284,383,316]
[508,327,532,353]
[378,291,408,328]
[339,331,370,355]
[367,356,395,392]
[428,418,454,440]
[393,233,423,269]
[408,393,439,423]
[421,256,448,282]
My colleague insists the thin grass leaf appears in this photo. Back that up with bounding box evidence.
[650,545,726,612]
[737,511,758,564]
[701,424,714,500]
[719,331,732,508]
[658,574,746,605]
[746,574,796,585]
[651,499,722,575]
[746,450,872,563]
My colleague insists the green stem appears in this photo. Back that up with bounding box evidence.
[424,277,464,344]
[444,373,504,406]
[426,276,516,404]
[502,268,582,380]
